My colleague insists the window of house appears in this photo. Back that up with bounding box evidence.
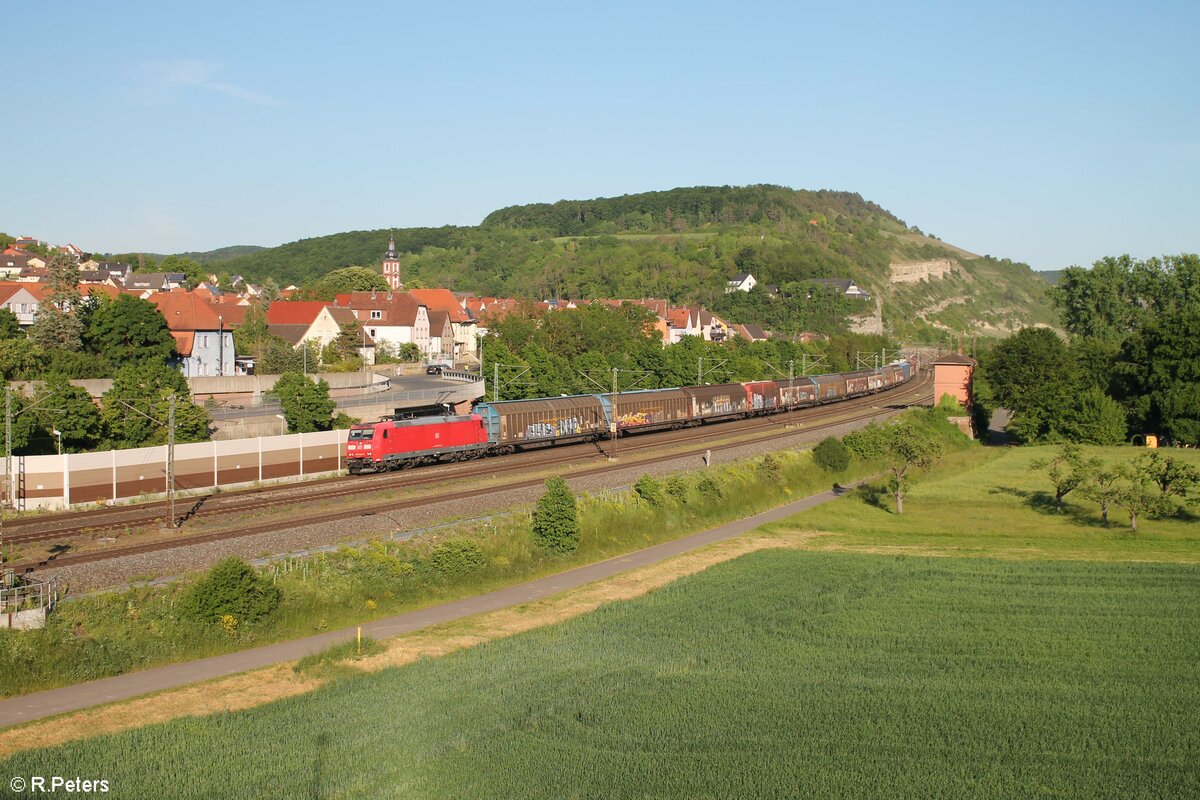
[370,310,382,320]
[370,329,377,337]
[201,335,208,347]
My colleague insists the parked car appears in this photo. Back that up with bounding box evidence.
[425,364,444,375]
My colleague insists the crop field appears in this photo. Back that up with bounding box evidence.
[4,549,1197,798]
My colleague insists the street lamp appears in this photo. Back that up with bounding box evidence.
[275,414,287,436]
[51,429,62,456]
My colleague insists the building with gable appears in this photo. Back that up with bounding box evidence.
[334,291,431,358]
[149,292,236,377]
[408,287,478,359]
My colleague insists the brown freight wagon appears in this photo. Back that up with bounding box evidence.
[844,370,882,396]
[683,383,751,421]
[777,377,820,408]
[610,389,691,431]
[743,381,782,413]
[811,373,848,402]
[476,395,607,447]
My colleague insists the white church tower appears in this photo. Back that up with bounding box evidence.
[382,234,402,290]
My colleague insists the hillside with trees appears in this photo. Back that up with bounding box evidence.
[168,185,1056,341]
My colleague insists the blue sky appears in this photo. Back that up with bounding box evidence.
[3,0,1196,269]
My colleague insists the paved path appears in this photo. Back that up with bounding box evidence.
[0,482,856,729]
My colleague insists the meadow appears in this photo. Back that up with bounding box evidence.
[3,548,1196,798]
[789,445,1200,562]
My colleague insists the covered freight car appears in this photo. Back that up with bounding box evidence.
[683,383,751,421]
[603,388,691,432]
[777,377,820,408]
[473,395,608,450]
[811,373,848,402]
[743,381,782,414]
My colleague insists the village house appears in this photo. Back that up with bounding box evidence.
[810,278,871,301]
[149,292,236,377]
[409,288,477,359]
[334,291,431,358]
[725,272,757,293]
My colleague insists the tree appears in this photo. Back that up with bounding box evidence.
[1114,464,1172,532]
[983,327,1079,443]
[101,363,210,448]
[812,436,850,472]
[310,267,389,300]
[273,372,335,433]
[1132,452,1200,509]
[863,421,943,514]
[158,255,205,288]
[30,375,103,453]
[1031,444,1099,507]
[179,557,282,626]
[27,307,84,351]
[85,294,175,364]
[257,336,304,374]
[1081,467,1121,526]
[324,318,366,364]
[532,476,579,552]
[0,309,21,340]
[1057,386,1127,445]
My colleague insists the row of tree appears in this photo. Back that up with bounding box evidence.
[1034,445,1199,530]
[974,253,1200,445]
[479,302,895,401]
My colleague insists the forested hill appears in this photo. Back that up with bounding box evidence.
[185,184,1057,339]
[481,185,903,236]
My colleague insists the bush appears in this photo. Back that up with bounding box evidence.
[428,538,488,578]
[665,475,689,504]
[843,424,884,460]
[532,477,579,553]
[634,475,663,507]
[179,557,282,627]
[812,437,851,472]
[696,475,724,502]
[758,453,782,482]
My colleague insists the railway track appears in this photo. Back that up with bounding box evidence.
[8,373,932,573]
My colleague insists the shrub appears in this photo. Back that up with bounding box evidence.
[843,424,884,460]
[758,453,782,482]
[428,538,488,578]
[665,475,689,504]
[532,477,579,553]
[634,475,663,507]
[696,475,724,502]
[179,557,282,627]
[812,437,851,472]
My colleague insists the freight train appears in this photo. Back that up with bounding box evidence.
[344,360,914,474]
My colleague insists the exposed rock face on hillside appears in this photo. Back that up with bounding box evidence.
[889,259,959,284]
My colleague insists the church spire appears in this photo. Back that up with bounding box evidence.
[382,232,402,290]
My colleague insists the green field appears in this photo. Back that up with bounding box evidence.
[4,549,1197,799]
[789,446,1200,562]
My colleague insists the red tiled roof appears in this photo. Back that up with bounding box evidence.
[408,288,470,323]
[266,300,328,326]
[334,291,422,326]
[149,291,225,331]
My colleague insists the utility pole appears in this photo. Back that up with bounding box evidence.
[611,367,619,460]
[493,362,499,402]
[4,386,10,520]
[167,394,176,529]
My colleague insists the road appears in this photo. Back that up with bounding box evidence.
[0,481,856,729]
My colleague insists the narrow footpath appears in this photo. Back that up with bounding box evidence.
[0,482,856,729]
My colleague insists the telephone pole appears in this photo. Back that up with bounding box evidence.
[167,394,176,529]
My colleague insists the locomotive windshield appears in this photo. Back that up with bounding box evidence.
[347,428,375,440]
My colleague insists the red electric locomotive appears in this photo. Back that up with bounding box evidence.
[345,414,489,474]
